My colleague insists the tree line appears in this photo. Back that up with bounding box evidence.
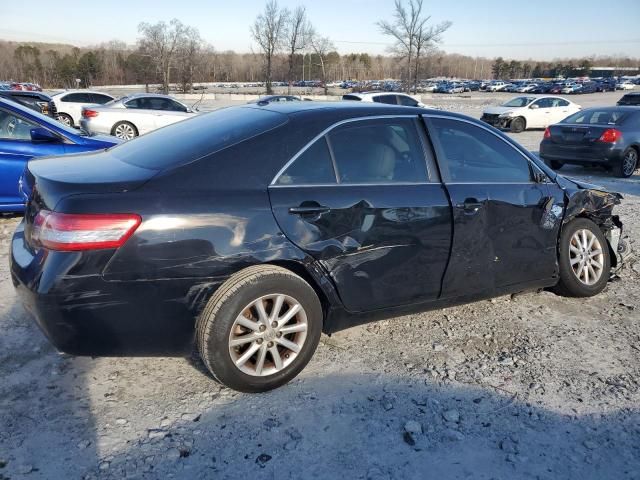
[1,0,637,92]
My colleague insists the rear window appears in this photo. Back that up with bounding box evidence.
[562,109,627,125]
[110,106,288,170]
[342,95,362,101]
[619,95,640,106]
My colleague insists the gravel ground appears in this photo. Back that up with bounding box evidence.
[1,91,639,479]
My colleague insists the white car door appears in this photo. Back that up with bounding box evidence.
[58,92,92,125]
[526,98,552,128]
[122,98,159,135]
[549,98,574,124]
[144,97,193,130]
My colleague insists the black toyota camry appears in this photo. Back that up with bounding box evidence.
[11,102,627,392]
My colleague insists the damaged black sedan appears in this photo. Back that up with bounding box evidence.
[10,102,628,392]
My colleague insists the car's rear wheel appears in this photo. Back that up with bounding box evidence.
[510,117,526,133]
[196,265,322,393]
[614,147,638,178]
[112,121,138,140]
[56,113,74,127]
[553,218,610,297]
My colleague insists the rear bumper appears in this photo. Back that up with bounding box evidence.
[540,141,624,165]
[10,222,206,356]
[79,118,110,136]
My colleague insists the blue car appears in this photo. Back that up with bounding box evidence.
[0,97,120,212]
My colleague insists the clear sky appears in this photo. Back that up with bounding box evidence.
[2,0,639,60]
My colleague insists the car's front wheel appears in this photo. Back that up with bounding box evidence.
[510,117,526,133]
[112,121,138,140]
[196,265,323,392]
[553,218,610,297]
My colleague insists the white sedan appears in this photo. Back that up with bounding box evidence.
[80,93,198,140]
[51,90,114,127]
[480,95,581,133]
[617,81,635,90]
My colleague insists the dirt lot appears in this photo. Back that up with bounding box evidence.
[1,91,639,479]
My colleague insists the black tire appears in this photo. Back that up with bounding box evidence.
[111,121,138,140]
[510,117,526,133]
[613,147,638,178]
[196,265,322,393]
[553,218,610,297]
[56,113,74,127]
[549,160,563,170]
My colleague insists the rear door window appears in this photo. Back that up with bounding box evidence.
[62,93,91,103]
[428,117,531,183]
[372,95,398,105]
[91,94,113,104]
[397,95,418,107]
[276,137,336,185]
[328,118,428,183]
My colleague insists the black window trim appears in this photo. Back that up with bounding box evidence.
[424,114,536,184]
[270,115,433,187]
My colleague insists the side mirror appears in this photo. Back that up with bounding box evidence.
[529,104,539,109]
[30,127,59,143]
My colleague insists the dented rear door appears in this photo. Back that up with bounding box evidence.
[268,116,452,312]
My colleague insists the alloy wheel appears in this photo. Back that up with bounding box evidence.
[623,149,638,177]
[228,294,308,377]
[569,229,604,286]
[114,124,136,140]
[57,115,71,126]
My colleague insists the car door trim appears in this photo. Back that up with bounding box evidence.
[270,114,419,186]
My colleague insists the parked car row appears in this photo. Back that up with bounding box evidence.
[0,82,43,92]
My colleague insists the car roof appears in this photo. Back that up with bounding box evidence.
[243,101,443,119]
[347,91,414,98]
[124,93,177,99]
[573,106,639,113]
[51,90,113,97]
[0,90,52,100]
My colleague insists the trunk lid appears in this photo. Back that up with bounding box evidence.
[547,123,611,145]
[22,150,157,246]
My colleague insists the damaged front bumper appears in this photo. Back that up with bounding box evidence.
[605,220,633,274]
[557,176,633,273]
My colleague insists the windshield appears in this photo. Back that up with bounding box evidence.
[502,97,535,108]
[0,96,84,137]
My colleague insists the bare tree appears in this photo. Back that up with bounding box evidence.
[309,30,335,95]
[413,20,451,92]
[138,19,189,94]
[284,6,311,93]
[176,26,203,93]
[378,0,450,92]
[251,0,288,94]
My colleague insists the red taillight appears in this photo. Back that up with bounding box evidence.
[82,109,99,118]
[598,128,622,143]
[32,210,141,251]
[543,127,551,139]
